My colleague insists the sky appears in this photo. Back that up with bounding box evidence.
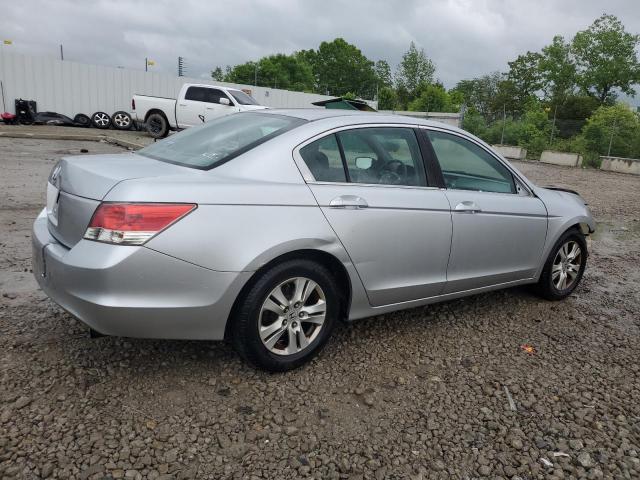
[1,0,639,98]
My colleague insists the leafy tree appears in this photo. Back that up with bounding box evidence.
[539,35,577,104]
[223,54,315,92]
[377,86,397,110]
[451,72,501,119]
[408,84,453,112]
[310,38,377,98]
[581,103,640,158]
[572,14,640,103]
[395,42,435,100]
[506,51,543,103]
[211,66,225,81]
[374,60,393,88]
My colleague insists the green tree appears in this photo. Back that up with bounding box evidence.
[211,66,225,81]
[408,84,453,112]
[311,38,377,98]
[572,14,640,103]
[581,103,640,158]
[506,51,543,103]
[395,42,436,100]
[224,54,315,92]
[451,72,501,119]
[539,35,577,104]
[374,60,393,88]
[377,86,397,110]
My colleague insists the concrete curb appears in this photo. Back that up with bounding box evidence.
[0,131,145,150]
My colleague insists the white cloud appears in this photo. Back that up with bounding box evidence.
[2,0,639,95]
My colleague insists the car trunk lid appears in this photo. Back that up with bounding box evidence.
[48,153,193,247]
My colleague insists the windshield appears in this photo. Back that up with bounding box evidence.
[229,90,259,105]
[138,113,304,169]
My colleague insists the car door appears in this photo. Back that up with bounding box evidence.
[176,86,208,128]
[295,125,452,307]
[423,128,548,294]
[202,88,238,122]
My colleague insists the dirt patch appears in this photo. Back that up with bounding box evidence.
[1,142,639,479]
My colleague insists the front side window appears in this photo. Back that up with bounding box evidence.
[138,113,304,169]
[427,131,516,194]
[205,88,231,104]
[337,128,427,186]
[184,86,209,102]
[229,90,259,105]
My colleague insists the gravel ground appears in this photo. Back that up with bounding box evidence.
[1,137,639,480]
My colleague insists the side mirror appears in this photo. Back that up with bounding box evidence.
[218,97,231,106]
[355,157,373,170]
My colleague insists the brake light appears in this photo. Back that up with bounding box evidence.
[131,98,136,110]
[84,203,196,245]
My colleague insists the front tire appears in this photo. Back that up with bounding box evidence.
[536,229,587,300]
[231,259,340,372]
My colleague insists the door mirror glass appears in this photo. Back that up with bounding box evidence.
[218,97,231,106]
[355,157,373,170]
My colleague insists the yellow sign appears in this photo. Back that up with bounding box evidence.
[3,40,12,45]
[146,59,155,66]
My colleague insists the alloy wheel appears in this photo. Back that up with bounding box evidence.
[552,240,582,290]
[113,112,130,128]
[93,112,110,127]
[258,277,326,356]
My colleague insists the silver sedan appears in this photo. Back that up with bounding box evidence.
[32,110,595,371]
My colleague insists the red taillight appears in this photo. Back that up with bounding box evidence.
[84,203,196,245]
[131,98,136,110]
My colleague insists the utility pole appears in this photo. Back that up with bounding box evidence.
[59,44,64,61]
[500,104,506,144]
[145,57,148,72]
[254,63,258,86]
[607,118,617,156]
[549,105,558,145]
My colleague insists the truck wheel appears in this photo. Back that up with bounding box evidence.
[111,111,133,130]
[146,113,168,138]
[91,111,111,129]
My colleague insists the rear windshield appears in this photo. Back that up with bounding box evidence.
[138,113,304,169]
[229,90,259,105]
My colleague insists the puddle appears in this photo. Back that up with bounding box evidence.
[591,220,640,242]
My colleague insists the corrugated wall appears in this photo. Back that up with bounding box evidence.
[0,50,337,117]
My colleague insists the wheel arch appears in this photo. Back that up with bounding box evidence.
[144,108,169,124]
[224,249,352,340]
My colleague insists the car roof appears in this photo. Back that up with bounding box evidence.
[259,108,464,133]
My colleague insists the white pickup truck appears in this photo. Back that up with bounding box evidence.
[132,83,266,138]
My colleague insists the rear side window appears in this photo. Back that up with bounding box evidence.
[299,135,347,182]
[138,113,305,169]
[427,131,516,194]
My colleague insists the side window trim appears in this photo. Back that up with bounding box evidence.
[420,126,533,196]
[415,129,445,189]
[333,133,351,182]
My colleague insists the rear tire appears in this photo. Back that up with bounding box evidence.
[91,111,111,129]
[536,229,587,300]
[231,259,340,372]
[145,112,168,138]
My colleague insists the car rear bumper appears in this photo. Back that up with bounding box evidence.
[32,209,249,340]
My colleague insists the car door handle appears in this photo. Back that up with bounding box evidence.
[454,201,482,213]
[329,195,369,209]
[178,103,187,107]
